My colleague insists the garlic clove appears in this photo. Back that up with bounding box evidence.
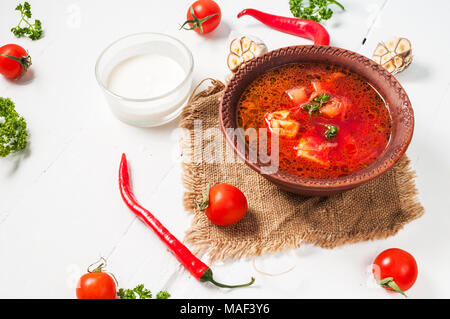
[242,50,255,62]
[230,38,243,56]
[250,41,267,57]
[393,56,404,68]
[385,37,400,51]
[383,60,396,73]
[241,36,253,53]
[380,52,394,64]
[373,43,389,57]
[227,53,243,72]
[404,55,413,64]
[395,38,411,56]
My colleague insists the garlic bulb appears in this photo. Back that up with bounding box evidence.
[227,36,267,72]
[372,37,412,74]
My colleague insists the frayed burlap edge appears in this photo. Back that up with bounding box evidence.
[310,156,424,249]
[180,80,424,263]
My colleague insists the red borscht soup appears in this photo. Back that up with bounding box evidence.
[237,63,392,179]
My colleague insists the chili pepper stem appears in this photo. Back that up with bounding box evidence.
[200,268,255,288]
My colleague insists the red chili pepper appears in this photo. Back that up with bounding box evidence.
[119,153,255,288]
[237,9,330,46]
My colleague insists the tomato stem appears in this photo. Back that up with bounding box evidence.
[87,257,107,273]
[194,184,210,211]
[378,277,407,298]
[0,53,32,79]
[180,6,218,34]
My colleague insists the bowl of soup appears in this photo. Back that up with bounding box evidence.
[219,45,414,196]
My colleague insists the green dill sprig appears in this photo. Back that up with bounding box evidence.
[11,2,43,40]
[289,0,345,23]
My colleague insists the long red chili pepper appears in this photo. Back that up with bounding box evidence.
[237,9,330,46]
[119,153,255,288]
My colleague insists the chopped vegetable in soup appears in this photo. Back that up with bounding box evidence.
[237,63,392,179]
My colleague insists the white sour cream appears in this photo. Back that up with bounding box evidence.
[96,33,193,127]
[107,54,186,99]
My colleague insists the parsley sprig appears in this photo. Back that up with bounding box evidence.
[299,93,339,139]
[302,103,320,117]
[117,284,171,299]
[156,291,171,299]
[301,93,331,117]
[0,98,28,158]
[118,284,152,299]
[323,124,339,139]
[289,0,345,22]
[312,93,331,106]
[11,2,43,40]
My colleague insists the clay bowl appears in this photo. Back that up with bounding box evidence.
[219,45,414,196]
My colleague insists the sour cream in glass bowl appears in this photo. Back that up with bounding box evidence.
[95,33,194,127]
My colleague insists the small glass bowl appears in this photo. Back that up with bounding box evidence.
[95,33,194,127]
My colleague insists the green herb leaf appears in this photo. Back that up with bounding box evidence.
[118,284,171,299]
[11,2,43,40]
[156,291,171,299]
[133,284,152,299]
[301,93,332,117]
[0,98,28,158]
[117,288,136,299]
[324,124,339,139]
[118,284,157,299]
[312,93,331,106]
[302,103,321,117]
[289,0,345,23]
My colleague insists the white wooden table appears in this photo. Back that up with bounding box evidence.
[1,0,449,299]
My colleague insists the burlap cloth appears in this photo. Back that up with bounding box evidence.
[180,79,424,263]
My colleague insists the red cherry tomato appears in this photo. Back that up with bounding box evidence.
[183,0,221,35]
[76,272,117,299]
[0,44,31,79]
[372,248,418,297]
[204,184,248,226]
